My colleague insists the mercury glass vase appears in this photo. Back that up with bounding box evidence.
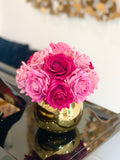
[34,101,83,133]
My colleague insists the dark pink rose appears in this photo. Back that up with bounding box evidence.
[25,69,50,102]
[45,79,74,110]
[27,54,34,64]
[50,42,71,54]
[43,53,76,79]
[89,62,94,70]
[67,69,92,102]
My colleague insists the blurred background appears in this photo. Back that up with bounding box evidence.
[0,0,120,113]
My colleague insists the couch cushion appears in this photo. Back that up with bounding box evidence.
[0,37,35,68]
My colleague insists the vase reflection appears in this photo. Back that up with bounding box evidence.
[24,127,87,160]
[34,128,85,160]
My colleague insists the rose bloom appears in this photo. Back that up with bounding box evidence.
[45,79,74,110]
[27,47,51,70]
[65,48,79,59]
[74,53,94,71]
[50,42,79,59]
[16,62,28,93]
[50,42,71,54]
[43,53,76,79]
[88,70,99,93]
[67,69,92,102]
[25,69,50,102]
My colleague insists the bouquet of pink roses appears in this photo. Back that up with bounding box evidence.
[16,42,99,111]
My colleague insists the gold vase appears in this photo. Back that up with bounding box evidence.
[34,101,83,133]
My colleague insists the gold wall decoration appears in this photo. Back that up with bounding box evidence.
[26,0,120,21]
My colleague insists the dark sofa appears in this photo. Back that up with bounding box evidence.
[0,37,35,68]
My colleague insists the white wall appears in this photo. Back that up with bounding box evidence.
[0,0,3,34]
[1,0,120,113]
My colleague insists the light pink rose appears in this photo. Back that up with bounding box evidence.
[88,70,99,93]
[49,42,71,54]
[64,48,78,59]
[67,69,92,102]
[43,53,76,79]
[25,69,50,102]
[27,49,50,70]
[50,42,80,59]
[45,79,74,110]
[27,51,41,67]
[16,62,29,93]
[74,53,94,71]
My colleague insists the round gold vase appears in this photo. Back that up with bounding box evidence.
[34,101,83,133]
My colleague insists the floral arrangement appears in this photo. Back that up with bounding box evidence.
[16,42,99,111]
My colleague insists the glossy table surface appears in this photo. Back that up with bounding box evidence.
[1,101,120,160]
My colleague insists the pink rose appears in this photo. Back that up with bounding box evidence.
[74,53,94,71]
[88,70,99,93]
[25,69,50,102]
[50,42,79,59]
[16,62,28,93]
[65,48,79,59]
[50,42,71,54]
[67,69,92,102]
[45,79,74,110]
[43,53,76,79]
[27,49,50,70]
